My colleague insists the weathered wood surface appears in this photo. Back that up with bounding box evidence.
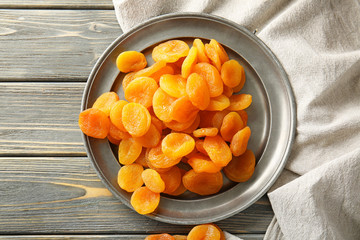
[0,10,120,81]
[0,0,114,9]
[0,83,86,156]
[0,234,265,240]
[0,156,273,234]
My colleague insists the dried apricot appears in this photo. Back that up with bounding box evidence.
[117,163,143,192]
[122,72,136,91]
[159,74,187,98]
[78,108,110,139]
[198,111,216,128]
[162,133,195,160]
[233,67,246,93]
[223,85,233,98]
[92,92,119,116]
[193,63,223,97]
[193,38,209,63]
[181,46,198,78]
[135,148,149,168]
[211,110,230,129]
[130,186,160,214]
[206,95,230,111]
[164,115,197,132]
[134,123,161,148]
[107,134,120,145]
[195,140,208,155]
[108,121,131,141]
[159,165,182,194]
[228,94,252,111]
[221,59,244,88]
[167,168,187,196]
[204,43,221,72]
[116,51,147,73]
[182,114,201,134]
[193,127,218,138]
[238,110,248,126]
[188,224,221,240]
[173,235,187,240]
[142,168,165,193]
[220,112,245,142]
[170,96,199,123]
[186,73,210,110]
[145,234,175,240]
[134,60,167,79]
[152,88,177,122]
[109,100,128,132]
[188,153,222,173]
[224,149,255,182]
[148,143,181,169]
[152,40,189,63]
[209,39,229,64]
[203,135,232,167]
[183,169,223,195]
[150,65,174,83]
[118,138,143,165]
[122,102,151,137]
[124,77,158,108]
[230,126,251,156]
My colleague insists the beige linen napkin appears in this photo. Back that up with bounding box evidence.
[112,0,360,239]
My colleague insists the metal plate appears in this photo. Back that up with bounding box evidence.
[81,13,296,225]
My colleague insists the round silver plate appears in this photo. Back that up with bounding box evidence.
[81,13,296,225]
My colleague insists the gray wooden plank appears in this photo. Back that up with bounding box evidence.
[0,234,265,239]
[0,156,273,234]
[0,0,114,9]
[0,82,86,156]
[0,10,121,81]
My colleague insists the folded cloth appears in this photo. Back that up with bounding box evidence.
[112,0,360,239]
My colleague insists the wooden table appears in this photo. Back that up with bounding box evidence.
[0,1,273,239]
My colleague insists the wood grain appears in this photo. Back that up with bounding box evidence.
[0,0,113,9]
[0,83,86,156]
[0,10,120,81]
[0,156,273,234]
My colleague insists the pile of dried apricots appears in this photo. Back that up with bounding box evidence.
[79,38,255,215]
[145,223,225,240]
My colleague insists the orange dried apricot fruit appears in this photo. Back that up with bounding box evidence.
[203,135,232,167]
[124,77,158,108]
[188,224,221,240]
[209,39,229,64]
[150,65,174,83]
[148,143,181,169]
[162,133,195,160]
[152,88,177,122]
[232,66,246,93]
[195,139,208,155]
[193,38,210,63]
[199,111,216,128]
[159,165,182,194]
[220,112,245,142]
[142,168,166,193]
[152,40,189,63]
[224,149,255,182]
[122,102,151,137]
[116,51,147,73]
[134,60,167,79]
[92,92,119,116]
[109,100,128,132]
[221,59,244,88]
[134,123,161,148]
[151,114,166,132]
[135,148,149,168]
[223,85,233,98]
[170,96,199,123]
[159,74,187,98]
[108,120,131,141]
[204,43,222,72]
[183,169,223,196]
[188,153,222,173]
[228,94,252,111]
[118,138,143,165]
[167,168,187,196]
[193,62,223,97]
[164,115,197,132]
[145,234,175,240]
[206,95,230,111]
[193,127,218,138]
[238,110,248,126]
[79,108,110,139]
[186,72,210,110]
[182,113,200,134]
[117,163,143,192]
[122,72,136,91]
[130,186,160,214]
[107,134,120,145]
[181,46,198,79]
[211,110,230,129]
[173,235,187,240]
[230,126,251,156]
